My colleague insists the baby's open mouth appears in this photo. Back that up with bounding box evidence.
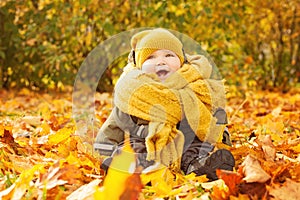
[156,69,169,77]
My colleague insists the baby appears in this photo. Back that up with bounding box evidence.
[94,28,234,180]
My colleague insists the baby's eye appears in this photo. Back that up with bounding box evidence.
[166,53,175,57]
[147,55,154,59]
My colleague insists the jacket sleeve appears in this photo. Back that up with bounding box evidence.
[94,107,125,156]
[94,106,149,156]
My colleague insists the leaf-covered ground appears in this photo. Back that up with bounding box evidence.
[0,88,299,199]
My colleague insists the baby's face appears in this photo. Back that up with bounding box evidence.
[141,49,181,82]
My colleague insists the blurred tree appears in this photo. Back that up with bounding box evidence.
[0,0,299,92]
[233,0,300,91]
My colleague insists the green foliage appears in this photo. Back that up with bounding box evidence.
[0,0,299,92]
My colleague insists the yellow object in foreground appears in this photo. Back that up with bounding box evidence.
[94,138,137,200]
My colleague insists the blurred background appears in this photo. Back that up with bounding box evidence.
[0,0,299,94]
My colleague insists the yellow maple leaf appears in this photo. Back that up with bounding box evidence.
[38,121,51,136]
[1,164,45,200]
[47,126,74,145]
[291,143,300,153]
[266,117,285,136]
[142,165,176,196]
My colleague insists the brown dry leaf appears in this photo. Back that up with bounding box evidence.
[0,127,20,153]
[238,182,267,199]
[268,179,300,200]
[242,155,271,183]
[271,164,292,184]
[0,124,12,137]
[58,163,84,185]
[255,134,276,161]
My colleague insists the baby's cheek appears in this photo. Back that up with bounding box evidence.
[141,64,155,73]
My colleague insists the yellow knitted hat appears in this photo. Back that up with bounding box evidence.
[130,28,184,68]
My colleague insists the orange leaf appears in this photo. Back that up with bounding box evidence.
[210,185,229,200]
[216,169,243,196]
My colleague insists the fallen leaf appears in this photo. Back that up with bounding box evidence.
[265,118,285,141]
[229,194,251,200]
[7,154,33,174]
[66,179,102,200]
[0,183,15,200]
[210,183,229,200]
[241,155,271,183]
[35,166,68,190]
[271,164,291,184]
[22,116,42,127]
[1,88,299,199]
[255,134,276,161]
[201,179,225,190]
[238,182,267,199]
[271,106,282,117]
[47,126,73,145]
[268,179,300,200]
[216,169,243,195]
[11,164,45,200]
[291,143,300,153]
[141,165,174,196]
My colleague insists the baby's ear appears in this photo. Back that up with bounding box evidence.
[128,50,134,63]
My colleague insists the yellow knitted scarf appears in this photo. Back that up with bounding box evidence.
[114,54,226,170]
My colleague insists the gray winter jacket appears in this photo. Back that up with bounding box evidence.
[94,106,231,156]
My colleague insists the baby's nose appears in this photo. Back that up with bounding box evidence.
[156,58,166,66]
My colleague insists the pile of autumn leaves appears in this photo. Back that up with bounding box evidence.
[0,88,299,199]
